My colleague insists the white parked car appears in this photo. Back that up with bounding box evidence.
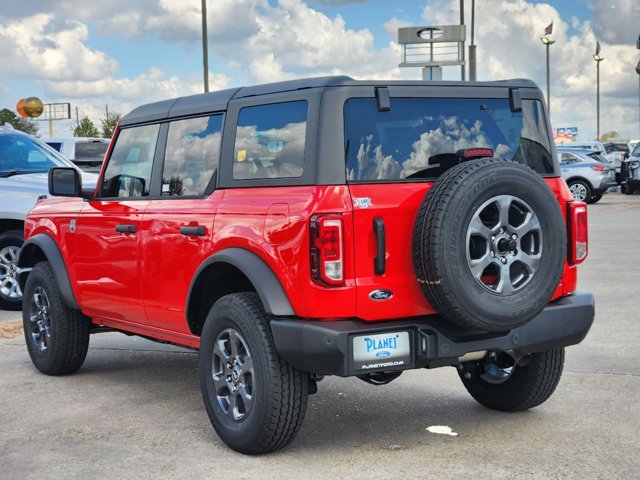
[45,137,110,172]
[0,125,97,310]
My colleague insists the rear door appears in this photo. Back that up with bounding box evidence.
[342,87,556,321]
[140,114,224,333]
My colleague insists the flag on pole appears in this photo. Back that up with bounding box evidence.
[595,41,601,56]
[544,21,553,36]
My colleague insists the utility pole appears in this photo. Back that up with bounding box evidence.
[540,37,555,117]
[594,45,604,140]
[469,0,477,81]
[201,0,209,93]
[459,0,465,81]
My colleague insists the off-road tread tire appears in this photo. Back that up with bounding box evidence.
[22,261,90,375]
[459,348,565,411]
[199,292,308,454]
[413,158,566,332]
[0,229,24,311]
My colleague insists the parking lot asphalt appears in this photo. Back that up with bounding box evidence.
[1,192,639,480]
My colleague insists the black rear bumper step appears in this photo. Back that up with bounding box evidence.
[270,292,594,377]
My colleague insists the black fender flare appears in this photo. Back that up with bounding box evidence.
[187,248,295,318]
[17,234,79,310]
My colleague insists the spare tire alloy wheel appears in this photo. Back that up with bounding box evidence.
[413,158,566,332]
[466,195,542,295]
[0,230,24,311]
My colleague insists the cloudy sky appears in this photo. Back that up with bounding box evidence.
[1,0,638,141]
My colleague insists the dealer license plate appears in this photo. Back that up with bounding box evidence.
[352,331,411,371]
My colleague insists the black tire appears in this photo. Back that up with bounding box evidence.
[621,184,630,195]
[413,158,566,332]
[199,292,308,454]
[0,229,24,311]
[567,179,592,202]
[22,262,90,375]
[587,194,602,204]
[459,348,565,411]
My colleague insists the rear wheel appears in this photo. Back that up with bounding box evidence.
[567,180,591,202]
[22,262,90,375]
[0,230,24,310]
[459,348,564,411]
[199,292,308,454]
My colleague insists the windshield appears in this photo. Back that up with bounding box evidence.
[0,133,74,177]
[632,143,640,156]
[345,98,554,182]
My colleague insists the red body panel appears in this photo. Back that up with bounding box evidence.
[23,172,580,347]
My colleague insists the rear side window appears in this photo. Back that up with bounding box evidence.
[162,115,223,196]
[233,101,307,180]
[75,142,109,160]
[101,124,159,198]
[344,98,554,182]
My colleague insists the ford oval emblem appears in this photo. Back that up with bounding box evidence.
[376,350,391,358]
[369,289,393,301]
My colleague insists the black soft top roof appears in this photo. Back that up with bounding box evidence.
[120,76,539,127]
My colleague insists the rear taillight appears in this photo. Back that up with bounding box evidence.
[568,202,588,265]
[590,165,606,172]
[310,215,344,286]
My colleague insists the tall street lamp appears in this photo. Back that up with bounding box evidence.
[540,35,555,117]
[593,42,604,140]
[201,0,209,93]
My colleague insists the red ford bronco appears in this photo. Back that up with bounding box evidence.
[19,76,594,454]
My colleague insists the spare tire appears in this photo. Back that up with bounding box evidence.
[413,158,566,332]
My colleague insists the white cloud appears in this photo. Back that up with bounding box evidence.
[0,13,118,81]
[589,0,640,45]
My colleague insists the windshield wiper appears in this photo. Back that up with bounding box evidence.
[0,169,48,178]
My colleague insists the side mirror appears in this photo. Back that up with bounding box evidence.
[49,167,82,197]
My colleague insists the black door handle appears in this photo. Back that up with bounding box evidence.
[180,225,206,236]
[373,217,385,275]
[115,224,136,234]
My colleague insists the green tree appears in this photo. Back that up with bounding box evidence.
[0,108,39,135]
[73,116,100,137]
[100,111,121,139]
[599,131,620,141]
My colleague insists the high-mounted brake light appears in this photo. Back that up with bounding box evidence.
[310,215,344,286]
[590,165,606,172]
[568,202,588,265]
[457,148,495,159]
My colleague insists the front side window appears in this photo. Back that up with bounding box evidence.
[101,124,159,198]
[345,98,554,182]
[162,115,222,196]
[233,101,307,180]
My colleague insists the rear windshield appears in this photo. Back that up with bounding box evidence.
[344,98,554,182]
[75,141,109,160]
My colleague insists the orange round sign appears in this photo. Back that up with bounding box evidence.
[16,97,44,118]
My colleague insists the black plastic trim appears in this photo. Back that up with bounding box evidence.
[186,248,295,318]
[373,217,385,275]
[17,234,79,310]
[270,292,595,376]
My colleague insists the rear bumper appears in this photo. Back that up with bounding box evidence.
[271,292,594,377]
[593,181,618,194]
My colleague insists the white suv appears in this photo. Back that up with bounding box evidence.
[0,125,97,309]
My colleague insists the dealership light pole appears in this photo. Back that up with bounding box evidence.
[540,36,555,117]
[201,0,209,93]
[593,43,604,140]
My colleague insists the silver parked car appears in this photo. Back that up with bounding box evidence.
[0,125,97,310]
[557,149,616,204]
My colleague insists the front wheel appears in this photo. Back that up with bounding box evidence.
[199,292,308,454]
[0,230,24,310]
[587,194,602,204]
[458,348,564,411]
[22,262,90,375]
